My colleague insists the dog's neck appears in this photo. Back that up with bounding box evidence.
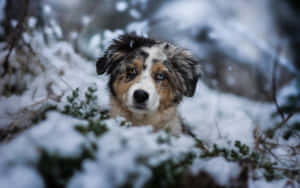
[110,97,182,135]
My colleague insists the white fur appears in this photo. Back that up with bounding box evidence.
[126,45,167,113]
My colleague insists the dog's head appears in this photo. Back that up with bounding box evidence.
[97,34,202,114]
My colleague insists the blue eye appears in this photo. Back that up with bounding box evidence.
[155,72,166,81]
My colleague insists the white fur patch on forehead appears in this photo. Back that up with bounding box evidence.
[142,45,167,63]
[126,45,163,113]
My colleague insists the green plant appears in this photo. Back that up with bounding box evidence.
[143,153,196,188]
[62,87,108,120]
[37,146,95,188]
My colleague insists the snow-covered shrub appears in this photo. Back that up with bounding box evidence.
[274,78,300,140]
[0,1,299,188]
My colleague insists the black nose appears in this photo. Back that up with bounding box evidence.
[133,89,149,104]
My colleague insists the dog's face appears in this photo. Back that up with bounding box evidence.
[97,34,202,114]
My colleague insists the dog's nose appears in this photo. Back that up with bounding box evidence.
[133,89,149,104]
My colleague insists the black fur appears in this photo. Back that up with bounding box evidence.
[96,34,159,97]
[172,56,200,97]
[107,34,158,56]
[96,34,202,99]
[96,34,158,75]
[164,54,201,98]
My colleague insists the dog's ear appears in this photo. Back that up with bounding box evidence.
[96,34,157,75]
[170,50,203,97]
[96,56,109,75]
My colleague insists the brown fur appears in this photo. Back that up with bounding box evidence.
[96,34,202,134]
[151,62,176,111]
[111,60,181,133]
[110,97,181,133]
[112,58,143,103]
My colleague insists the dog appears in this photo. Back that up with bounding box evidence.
[96,34,202,135]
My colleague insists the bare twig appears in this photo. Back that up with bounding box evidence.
[270,47,295,132]
[1,0,30,77]
[276,112,295,130]
[271,48,285,120]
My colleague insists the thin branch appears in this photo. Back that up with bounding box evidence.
[1,0,30,77]
[270,47,295,133]
[271,48,285,120]
[276,112,295,130]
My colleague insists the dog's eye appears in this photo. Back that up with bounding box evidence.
[154,72,166,81]
[126,67,138,79]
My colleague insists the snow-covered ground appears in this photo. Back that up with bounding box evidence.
[0,28,298,187]
[0,1,299,187]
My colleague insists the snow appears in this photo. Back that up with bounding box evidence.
[191,157,241,186]
[10,19,18,28]
[0,31,109,128]
[115,1,128,12]
[0,1,299,187]
[44,26,53,36]
[0,47,279,185]
[0,112,87,165]
[81,15,91,26]
[102,29,124,49]
[0,27,292,188]
[249,178,287,188]
[69,31,79,40]
[23,32,31,43]
[0,38,294,188]
[152,0,296,72]
[28,112,87,157]
[0,166,44,188]
[0,134,44,188]
[28,17,38,28]
[69,123,196,188]
[0,136,40,165]
[126,21,149,37]
[85,30,124,58]
[277,79,299,106]
[130,9,141,19]
[50,20,63,38]
[88,34,101,58]
[43,4,52,15]
[179,82,274,147]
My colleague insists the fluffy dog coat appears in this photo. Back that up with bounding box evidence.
[96,34,202,134]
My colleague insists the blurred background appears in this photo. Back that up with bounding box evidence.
[0,1,300,187]
[1,0,299,101]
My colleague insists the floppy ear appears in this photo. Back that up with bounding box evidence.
[95,44,127,75]
[170,50,202,97]
[96,56,108,75]
[96,34,157,75]
[184,58,202,97]
[96,51,125,75]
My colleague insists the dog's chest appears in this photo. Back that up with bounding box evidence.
[110,98,182,134]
